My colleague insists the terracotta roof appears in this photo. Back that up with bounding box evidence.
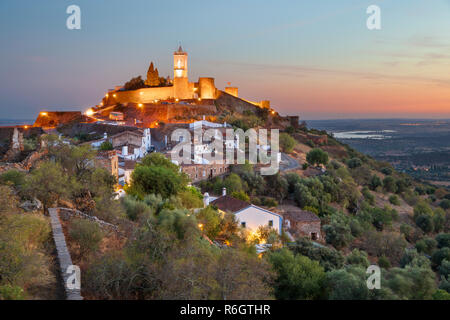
[210,195,250,213]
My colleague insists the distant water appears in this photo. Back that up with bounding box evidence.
[0,119,33,126]
[332,130,396,140]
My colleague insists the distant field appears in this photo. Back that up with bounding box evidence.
[307,119,450,187]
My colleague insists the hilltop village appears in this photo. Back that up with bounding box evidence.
[1,47,449,300]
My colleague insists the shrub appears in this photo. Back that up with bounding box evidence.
[347,158,362,169]
[378,256,391,269]
[389,195,400,206]
[369,175,382,191]
[279,133,296,153]
[0,170,26,188]
[231,190,250,202]
[383,176,397,193]
[306,148,329,167]
[178,187,203,209]
[69,219,104,257]
[440,200,450,210]
[436,233,450,249]
[99,141,113,151]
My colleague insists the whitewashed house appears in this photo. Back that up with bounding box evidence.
[208,188,282,235]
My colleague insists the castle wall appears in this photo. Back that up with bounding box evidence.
[173,78,195,100]
[198,77,216,99]
[107,87,175,105]
[225,87,238,98]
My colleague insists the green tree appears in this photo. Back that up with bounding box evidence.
[129,164,186,199]
[269,248,326,300]
[326,267,370,300]
[25,162,70,213]
[306,148,329,167]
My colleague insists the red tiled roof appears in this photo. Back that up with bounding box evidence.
[210,195,250,213]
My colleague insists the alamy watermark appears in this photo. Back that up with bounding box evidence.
[170,127,280,176]
[66,265,81,290]
[367,5,381,30]
[66,5,81,30]
[366,265,381,290]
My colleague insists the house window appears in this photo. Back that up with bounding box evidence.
[311,233,318,241]
[241,222,246,228]
[268,220,273,227]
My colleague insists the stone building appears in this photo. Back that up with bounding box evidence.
[278,205,321,240]
[95,150,119,180]
[180,162,230,183]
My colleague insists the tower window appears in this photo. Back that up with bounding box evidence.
[241,222,246,228]
[268,220,273,227]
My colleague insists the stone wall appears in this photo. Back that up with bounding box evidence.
[104,87,175,105]
[48,208,83,300]
[57,207,119,232]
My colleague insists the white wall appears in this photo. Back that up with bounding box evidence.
[235,205,282,235]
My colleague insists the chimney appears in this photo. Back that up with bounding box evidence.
[122,146,128,156]
[203,115,206,121]
[222,187,226,196]
[203,192,210,207]
[104,132,107,139]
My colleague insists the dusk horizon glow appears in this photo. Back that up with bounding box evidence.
[1,0,449,120]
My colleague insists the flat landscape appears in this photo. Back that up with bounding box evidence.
[307,119,450,186]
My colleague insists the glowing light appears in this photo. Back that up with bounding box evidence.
[271,110,275,115]
[198,223,204,231]
[113,94,117,98]
[105,94,109,98]
[193,88,198,92]
[24,125,29,129]
[40,112,48,116]
[85,109,94,117]
[175,98,179,102]
[138,103,143,107]
[198,98,202,101]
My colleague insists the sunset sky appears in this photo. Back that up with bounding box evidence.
[1,0,449,119]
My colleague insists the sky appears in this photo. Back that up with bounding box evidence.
[0,0,449,120]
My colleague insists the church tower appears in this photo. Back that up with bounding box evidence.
[173,45,188,79]
[173,45,192,100]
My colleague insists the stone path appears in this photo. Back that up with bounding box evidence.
[48,208,83,300]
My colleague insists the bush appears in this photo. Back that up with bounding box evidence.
[269,248,326,300]
[440,200,450,210]
[347,158,362,169]
[231,190,250,202]
[389,195,400,206]
[383,176,397,193]
[378,256,391,269]
[99,141,113,151]
[436,233,450,249]
[279,133,296,153]
[178,187,203,209]
[0,170,26,188]
[369,175,382,191]
[306,148,329,167]
[69,219,104,257]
